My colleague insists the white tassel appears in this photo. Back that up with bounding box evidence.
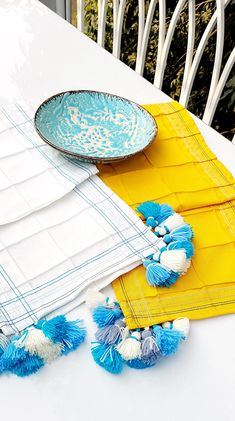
[16,327,62,363]
[181,258,191,274]
[85,289,115,309]
[116,330,142,361]
[156,213,184,236]
[162,318,190,338]
[160,249,187,273]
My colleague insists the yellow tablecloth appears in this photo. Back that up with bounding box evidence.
[98,101,235,329]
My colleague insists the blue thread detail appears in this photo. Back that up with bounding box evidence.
[91,342,123,374]
[1,106,81,185]
[0,266,37,330]
[16,103,96,184]
[13,104,94,181]
[129,335,141,342]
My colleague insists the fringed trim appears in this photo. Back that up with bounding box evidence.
[137,201,194,288]
[0,315,86,377]
[86,290,189,374]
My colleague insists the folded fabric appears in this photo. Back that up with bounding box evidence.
[0,175,161,336]
[98,101,235,329]
[0,101,97,225]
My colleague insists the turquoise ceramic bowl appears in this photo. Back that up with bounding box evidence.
[34,90,157,163]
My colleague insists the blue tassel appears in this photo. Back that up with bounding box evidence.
[153,325,184,357]
[144,259,171,287]
[137,202,174,227]
[137,201,161,222]
[157,204,174,224]
[0,336,19,373]
[11,352,44,377]
[92,305,123,328]
[163,224,193,243]
[91,342,123,374]
[0,339,44,377]
[163,270,180,287]
[36,316,86,355]
[126,355,157,369]
[168,240,194,259]
[95,319,127,345]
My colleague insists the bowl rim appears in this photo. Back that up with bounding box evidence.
[34,89,158,163]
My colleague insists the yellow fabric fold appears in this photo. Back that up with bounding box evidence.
[98,101,235,329]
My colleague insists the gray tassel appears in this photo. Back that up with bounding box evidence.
[95,319,128,345]
[141,328,161,360]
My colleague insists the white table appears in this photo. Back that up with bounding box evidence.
[0,2,234,420]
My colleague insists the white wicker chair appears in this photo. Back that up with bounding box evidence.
[58,0,235,140]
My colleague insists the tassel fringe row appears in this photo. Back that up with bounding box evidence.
[87,290,190,374]
[0,315,86,377]
[138,201,194,288]
[0,201,193,377]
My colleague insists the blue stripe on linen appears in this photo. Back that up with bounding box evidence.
[0,266,37,323]
[16,103,94,181]
[0,176,156,332]
[16,103,96,181]
[0,238,151,330]
[68,161,156,249]
[1,228,148,309]
[0,266,36,331]
[1,105,93,185]
[0,175,156,310]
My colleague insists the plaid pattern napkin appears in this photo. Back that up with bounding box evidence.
[0,101,97,224]
[0,174,159,335]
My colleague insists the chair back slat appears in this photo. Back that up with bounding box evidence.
[75,0,234,133]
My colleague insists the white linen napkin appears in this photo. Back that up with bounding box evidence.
[0,175,160,335]
[0,101,97,225]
